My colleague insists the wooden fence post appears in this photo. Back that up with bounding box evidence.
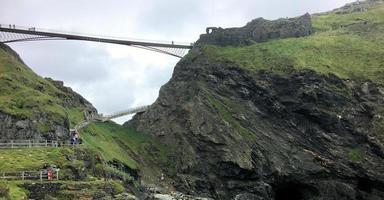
[45,140,48,147]
[21,171,25,180]
[29,140,31,148]
[40,171,43,181]
[11,140,14,148]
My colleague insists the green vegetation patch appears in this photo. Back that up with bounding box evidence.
[202,3,384,85]
[0,181,10,199]
[0,181,28,200]
[0,45,89,132]
[0,148,68,172]
[66,108,85,128]
[347,148,365,162]
[0,147,102,177]
[81,121,172,170]
[205,92,254,137]
[55,180,125,199]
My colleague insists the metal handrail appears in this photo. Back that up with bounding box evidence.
[0,23,193,46]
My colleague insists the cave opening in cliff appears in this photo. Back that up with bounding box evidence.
[357,178,373,193]
[274,182,318,200]
[275,184,303,200]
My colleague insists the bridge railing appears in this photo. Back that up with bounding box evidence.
[101,105,150,120]
[0,23,193,46]
[68,105,151,131]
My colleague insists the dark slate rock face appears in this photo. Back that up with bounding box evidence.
[127,49,384,199]
[197,13,313,46]
[22,182,63,200]
[0,111,70,140]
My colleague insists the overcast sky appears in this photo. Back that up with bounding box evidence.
[1,0,355,124]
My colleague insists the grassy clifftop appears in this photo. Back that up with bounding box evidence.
[202,0,384,85]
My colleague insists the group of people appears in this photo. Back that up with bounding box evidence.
[1,24,35,31]
[7,24,16,29]
[70,131,81,145]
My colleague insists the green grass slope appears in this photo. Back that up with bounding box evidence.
[0,40,173,198]
[0,147,70,172]
[0,44,85,131]
[0,121,171,175]
[0,122,172,199]
[0,40,173,171]
[202,1,384,85]
[81,121,174,177]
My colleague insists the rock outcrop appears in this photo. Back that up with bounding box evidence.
[0,111,69,140]
[127,47,384,199]
[197,13,313,46]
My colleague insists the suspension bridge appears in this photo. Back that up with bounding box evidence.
[0,24,188,130]
[71,105,151,132]
[0,24,194,58]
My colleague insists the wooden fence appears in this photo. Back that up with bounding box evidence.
[0,140,77,149]
[0,170,59,181]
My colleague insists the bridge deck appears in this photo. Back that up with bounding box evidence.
[0,24,193,57]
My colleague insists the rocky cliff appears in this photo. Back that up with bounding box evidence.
[127,1,384,199]
[0,43,97,141]
[197,13,313,46]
